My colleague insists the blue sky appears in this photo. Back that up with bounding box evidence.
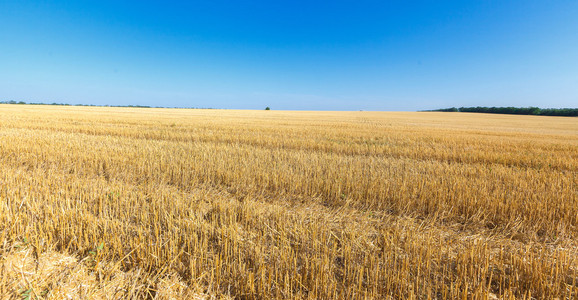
[1,1,577,110]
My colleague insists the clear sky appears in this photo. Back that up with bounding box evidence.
[1,1,577,110]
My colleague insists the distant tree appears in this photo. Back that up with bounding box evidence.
[265,107,271,110]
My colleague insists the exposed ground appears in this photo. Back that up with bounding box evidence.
[0,105,577,299]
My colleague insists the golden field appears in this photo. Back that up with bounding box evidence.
[0,104,577,299]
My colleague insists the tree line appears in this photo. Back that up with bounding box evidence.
[0,100,219,109]
[426,106,578,117]
[0,100,152,108]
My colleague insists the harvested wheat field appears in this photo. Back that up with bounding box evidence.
[0,104,577,299]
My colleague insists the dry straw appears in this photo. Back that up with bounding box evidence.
[0,105,577,299]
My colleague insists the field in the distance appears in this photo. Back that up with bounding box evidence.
[0,105,577,299]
